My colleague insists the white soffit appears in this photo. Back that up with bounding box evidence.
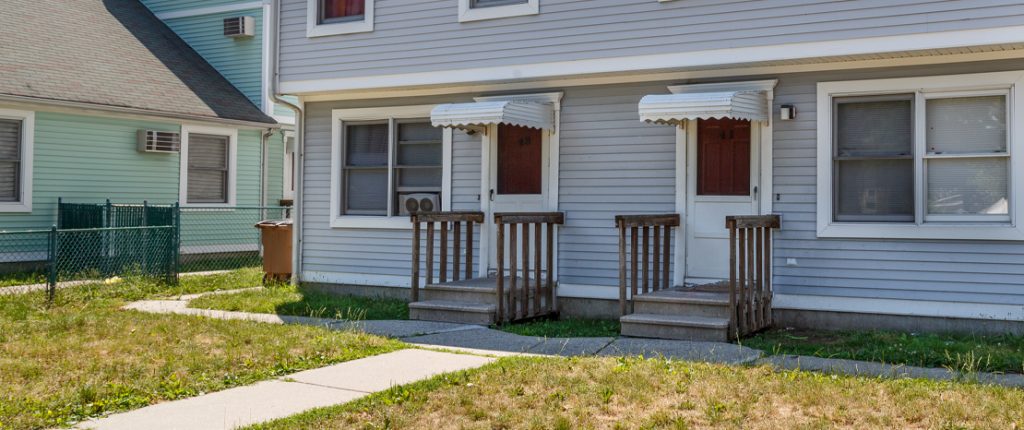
[431,101,554,131]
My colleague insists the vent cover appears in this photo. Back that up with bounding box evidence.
[223,16,255,38]
[399,193,439,216]
[137,130,180,153]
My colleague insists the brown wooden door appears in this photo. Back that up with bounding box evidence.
[697,118,751,196]
[496,124,543,195]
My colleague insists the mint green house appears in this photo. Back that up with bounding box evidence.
[0,0,287,237]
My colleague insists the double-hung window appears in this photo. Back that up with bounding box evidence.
[458,0,538,22]
[331,105,448,229]
[181,125,237,207]
[817,71,1023,240]
[0,109,33,212]
[307,0,373,37]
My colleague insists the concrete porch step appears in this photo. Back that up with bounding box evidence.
[408,300,496,325]
[633,288,731,318]
[620,313,730,342]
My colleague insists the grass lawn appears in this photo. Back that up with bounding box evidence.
[0,270,46,288]
[744,328,1024,375]
[248,355,1024,430]
[0,269,403,430]
[497,318,621,338]
[188,283,409,320]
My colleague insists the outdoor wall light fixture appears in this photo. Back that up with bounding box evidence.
[780,104,797,120]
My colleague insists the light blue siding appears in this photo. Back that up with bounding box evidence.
[0,110,266,231]
[161,9,265,107]
[141,0,255,14]
[771,58,1024,307]
[278,0,1024,83]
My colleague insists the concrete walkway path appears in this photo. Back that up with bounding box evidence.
[76,349,493,430]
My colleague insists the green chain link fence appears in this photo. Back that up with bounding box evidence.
[0,200,291,301]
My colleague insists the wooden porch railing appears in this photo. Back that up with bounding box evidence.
[410,212,485,302]
[495,212,564,322]
[726,214,781,337]
[616,214,680,315]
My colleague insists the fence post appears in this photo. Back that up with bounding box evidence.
[174,202,181,284]
[56,197,63,229]
[47,225,57,304]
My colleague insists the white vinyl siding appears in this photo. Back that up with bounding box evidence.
[187,133,231,204]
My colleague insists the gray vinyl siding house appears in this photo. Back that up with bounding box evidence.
[275,0,1024,333]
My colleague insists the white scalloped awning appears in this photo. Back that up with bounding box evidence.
[638,91,769,125]
[431,101,554,132]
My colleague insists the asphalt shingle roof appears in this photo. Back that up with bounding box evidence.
[0,0,276,125]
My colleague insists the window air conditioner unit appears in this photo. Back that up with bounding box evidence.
[137,130,181,153]
[400,193,439,216]
[223,16,255,38]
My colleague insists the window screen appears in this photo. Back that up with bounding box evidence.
[471,0,528,8]
[925,95,1009,216]
[833,95,914,222]
[321,0,365,23]
[187,134,230,204]
[0,119,21,202]
[343,122,388,215]
[394,121,442,211]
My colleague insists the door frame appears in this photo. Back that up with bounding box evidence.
[477,92,563,278]
[684,119,761,283]
[671,81,776,286]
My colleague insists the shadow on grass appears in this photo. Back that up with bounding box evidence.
[187,282,409,321]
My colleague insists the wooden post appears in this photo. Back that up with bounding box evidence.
[534,222,542,315]
[466,222,474,280]
[737,228,747,336]
[727,219,737,337]
[762,226,772,329]
[509,222,518,320]
[546,222,554,314]
[496,219,505,322]
[662,225,671,290]
[440,222,448,283]
[618,220,627,315]
[453,222,461,282]
[411,218,421,302]
[642,226,650,294]
[426,222,435,286]
[521,223,530,317]
[652,225,660,292]
[630,227,638,301]
[746,226,755,332]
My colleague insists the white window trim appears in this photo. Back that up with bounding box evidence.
[816,70,1024,241]
[0,108,34,213]
[330,104,452,230]
[306,0,374,38]
[180,124,238,208]
[458,0,538,22]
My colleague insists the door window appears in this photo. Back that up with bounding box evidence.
[697,118,751,196]
[496,124,543,195]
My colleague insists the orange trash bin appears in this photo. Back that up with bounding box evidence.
[255,219,293,283]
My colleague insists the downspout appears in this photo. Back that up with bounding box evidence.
[268,0,304,285]
[260,128,273,219]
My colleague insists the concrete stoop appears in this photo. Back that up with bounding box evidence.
[410,276,549,325]
[620,287,732,342]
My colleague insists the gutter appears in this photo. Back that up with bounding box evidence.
[0,94,279,130]
[268,0,304,285]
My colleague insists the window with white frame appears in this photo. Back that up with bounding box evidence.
[458,0,538,22]
[181,125,237,207]
[816,71,1023,240]
[307,0,373,37]
[0,109,33,212]
[331,105,448,228]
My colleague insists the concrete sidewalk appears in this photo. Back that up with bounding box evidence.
[75,349,493,430]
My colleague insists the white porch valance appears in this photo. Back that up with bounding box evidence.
[638,90,769,125]
[431,101,554,132]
